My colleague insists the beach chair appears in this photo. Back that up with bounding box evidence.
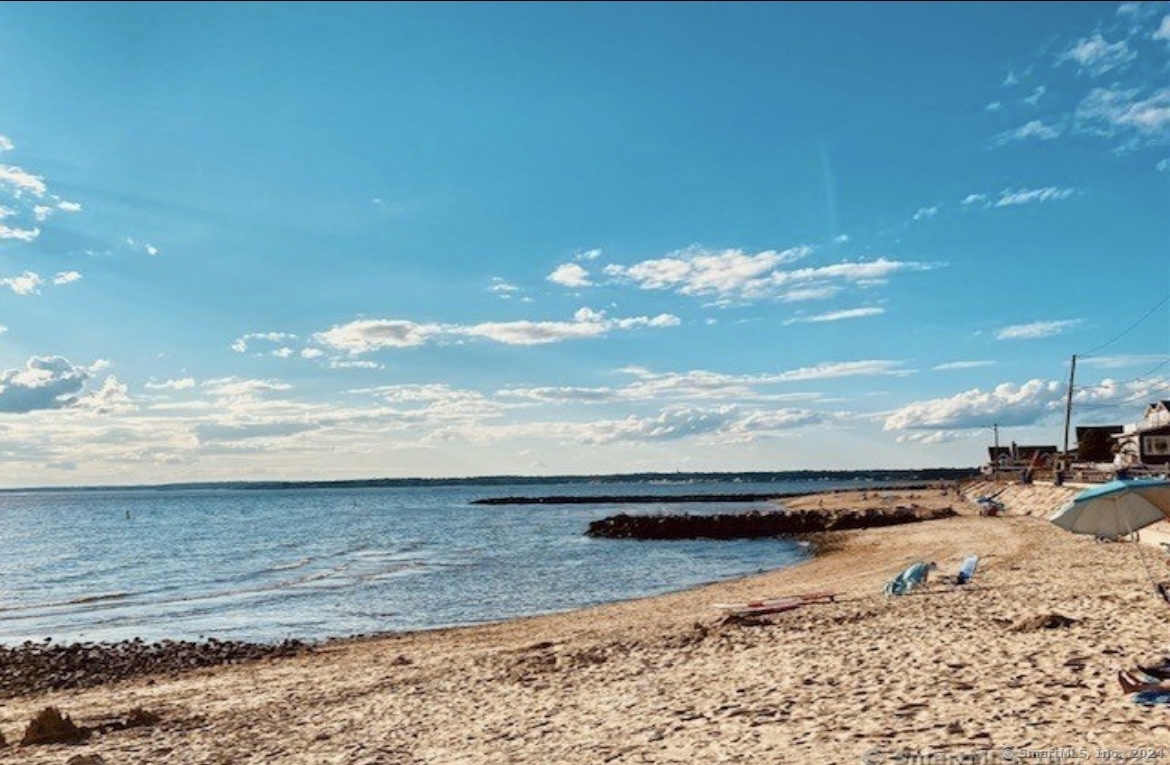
[939,555,979,587]
[883,561,935,596]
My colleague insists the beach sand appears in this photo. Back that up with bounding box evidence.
[4,485,1170,762]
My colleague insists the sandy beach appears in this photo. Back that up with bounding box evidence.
[5,484,1170,763]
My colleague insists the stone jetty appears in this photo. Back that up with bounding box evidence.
[585,504,957,539]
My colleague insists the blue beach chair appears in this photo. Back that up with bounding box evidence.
[944,555,979,586]
[883,561,935,596]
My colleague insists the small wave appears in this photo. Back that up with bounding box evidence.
[268,557,313,572]
[67,592,132,605]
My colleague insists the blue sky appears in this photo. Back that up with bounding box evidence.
[0,2,1167,487]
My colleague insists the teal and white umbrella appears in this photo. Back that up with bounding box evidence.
[1049,478,1170,537]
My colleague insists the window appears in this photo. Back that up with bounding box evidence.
[1144,436,1170,456]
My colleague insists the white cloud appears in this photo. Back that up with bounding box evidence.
[985,101,1003,112]
[313,320,444,353]
[997,120,1062,143]
[301,348,325,359]
[0,224,40,241]
[1004,71,1019,86]
[604,247,934,303]
[570,404,829,445]
[145,244,160,256]
[498,385,622,404]
[0,164,47,197]
[0,356,90,413]
[960,193,987,206]
[776,360,909,382]
[313,308,679,353]
[530,362,904,402]
[0,271,44,295]
[196,421,317,445]
[1157,158,1170,172]
[52,271,82,286]
[1060,33,1136,76]
[33,205,53,222]
[56,200,82,213]
[145,377,197,390]
[455,308,679,346]
[894,430,965,445]
[576,406,735,444]
[329,358,383,370]
[80,376,134,415]
[501,363,879,406]
[884,379,1063,430]
[912,206,938,221]
[1022,85,1046,106]
[994,187,1076,207]
[933,360,996,371]
[603,246,812,300]
[575,248,602,261]
[231,331,298,354]
[995,319,1080,340]
[1076,87,1170,145]
[202,377,292,399]
[1156,15,1170,41]
[547,262,592,288]
[489,277,520,296]
[778,286,840,302]
[833,234,850,244]
[0,136,12,153]
[784,307,885,325]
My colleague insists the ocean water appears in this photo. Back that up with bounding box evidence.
[0,479,872,645]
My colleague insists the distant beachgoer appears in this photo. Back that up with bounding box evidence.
[1113,444,1138,479]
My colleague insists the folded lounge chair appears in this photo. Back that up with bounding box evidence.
[712,592,837,617]
[883,561,936,596]
[940,555,979,587]
[1119,669,1170,706]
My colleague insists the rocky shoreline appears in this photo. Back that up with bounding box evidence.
[0,637,312,700]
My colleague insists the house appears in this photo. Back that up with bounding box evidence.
[1112,400,1170,467]
[986,444,1058,467]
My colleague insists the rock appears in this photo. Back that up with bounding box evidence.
[20,706,88,746]
[1008,614,1078,632]
[66,756,107,765]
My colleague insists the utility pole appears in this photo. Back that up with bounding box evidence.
[1062,354,1077,463]
[993,424,999,449]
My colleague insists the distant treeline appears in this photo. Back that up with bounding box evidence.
[3,468,978,494]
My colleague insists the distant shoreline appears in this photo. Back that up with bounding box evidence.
[0,468,979,494]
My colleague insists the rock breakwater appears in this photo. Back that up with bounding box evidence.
[586,505,957,540]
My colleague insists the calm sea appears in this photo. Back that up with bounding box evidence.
[0,478,880,645]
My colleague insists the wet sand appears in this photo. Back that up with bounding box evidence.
[4,484,1170,762]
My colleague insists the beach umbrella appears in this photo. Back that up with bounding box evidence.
[1048,478,1170,538]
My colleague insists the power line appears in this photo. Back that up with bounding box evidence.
[1072,357,1170,392]
[1079,292,1170,357]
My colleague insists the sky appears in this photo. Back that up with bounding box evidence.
[0,2,1167,487]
